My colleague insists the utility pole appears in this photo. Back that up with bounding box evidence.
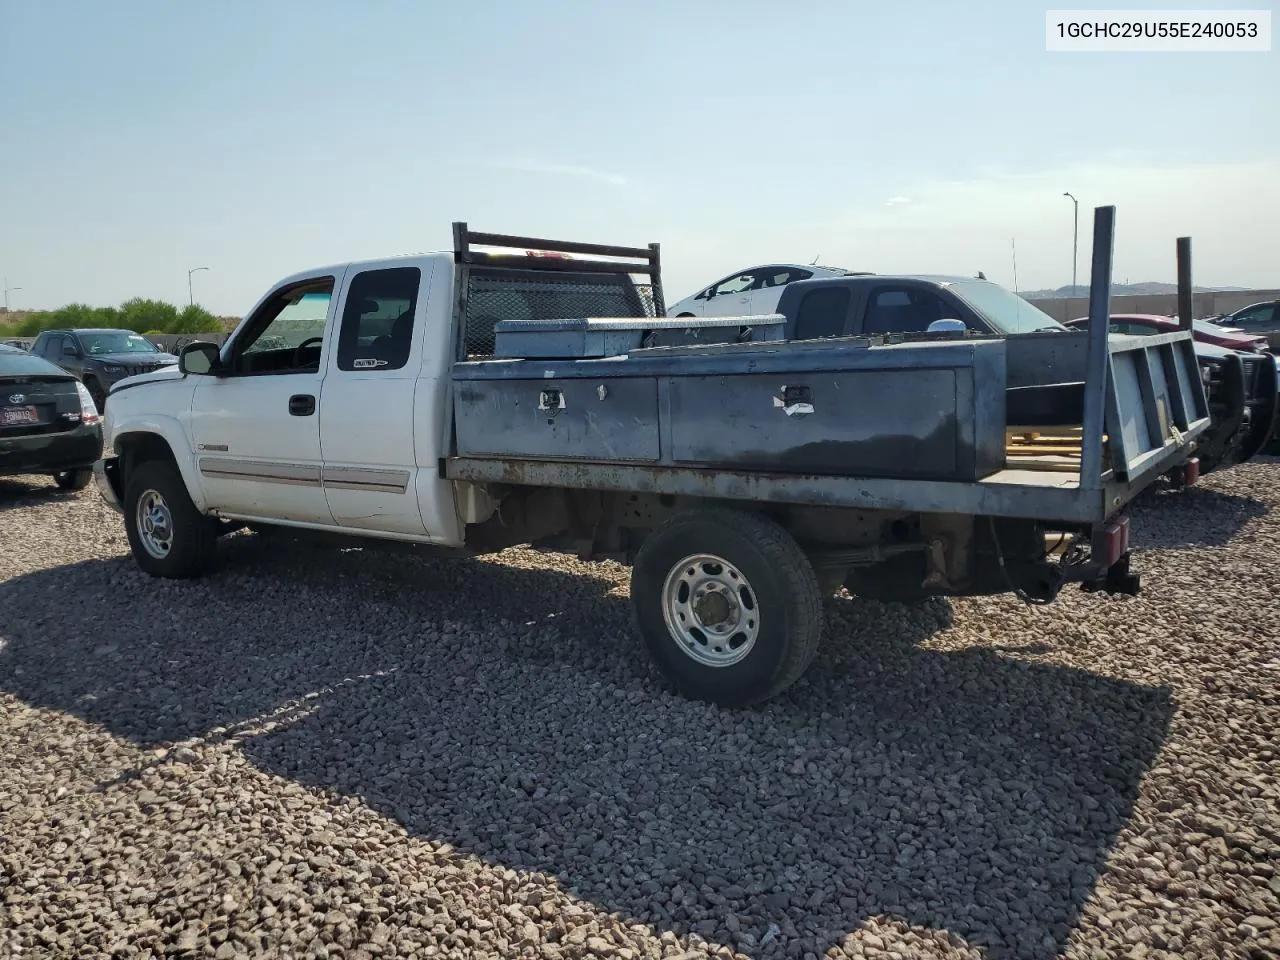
[187,266,209,307]
[1063,192,1079,295]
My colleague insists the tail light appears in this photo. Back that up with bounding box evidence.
[1184,456,1200,487]
[1098,515,1130,567]
[75,382,101,424]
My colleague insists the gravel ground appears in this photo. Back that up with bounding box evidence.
[1,464,1277,960]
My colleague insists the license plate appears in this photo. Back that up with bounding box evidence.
[0,405,39,425]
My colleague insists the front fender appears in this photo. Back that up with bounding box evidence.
[108,413,210,513]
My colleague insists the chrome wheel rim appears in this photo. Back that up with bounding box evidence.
[136,489,174,560]
[661,553,759,667]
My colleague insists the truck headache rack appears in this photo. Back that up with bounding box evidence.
[452,222,665,359]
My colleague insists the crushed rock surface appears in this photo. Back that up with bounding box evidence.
[1,461,1277,959]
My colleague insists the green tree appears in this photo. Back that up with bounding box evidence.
[118,298,180,333]
[11,298,225,337]
[171,303,220,334]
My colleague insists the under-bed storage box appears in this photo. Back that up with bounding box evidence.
[451,337,1008,482]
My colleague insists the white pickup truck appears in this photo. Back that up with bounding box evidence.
[95,217,1208,706]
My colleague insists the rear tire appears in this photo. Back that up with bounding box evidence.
[123,459,218,579]
[630,509,822,707]
[53,468,93,491]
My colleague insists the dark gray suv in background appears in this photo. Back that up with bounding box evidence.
[30,328,178,409]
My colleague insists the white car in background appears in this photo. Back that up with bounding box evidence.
[666,263,865,317]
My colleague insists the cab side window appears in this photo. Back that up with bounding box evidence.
[1233,304,1278,328]
[863,287,954,334]
[793,287,850,340]
[711,271,760,297]
[337,267,421,372]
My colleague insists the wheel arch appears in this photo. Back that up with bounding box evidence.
[111,418,209,513]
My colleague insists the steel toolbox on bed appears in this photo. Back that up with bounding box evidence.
[453,338,1007,482]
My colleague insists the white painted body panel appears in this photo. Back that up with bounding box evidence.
[102,375,208,510]
[189,266,347,525]
[191,371,333,523]
[318,254,459,541]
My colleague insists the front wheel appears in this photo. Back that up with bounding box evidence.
[53,468,93,491]
[123,459,218,578]
[630,509,823,707]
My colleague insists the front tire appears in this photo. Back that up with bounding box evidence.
[630,509,823,707]
[123,459,218,578]
[53,468,93,491]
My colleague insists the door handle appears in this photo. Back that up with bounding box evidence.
[289,394,316,416]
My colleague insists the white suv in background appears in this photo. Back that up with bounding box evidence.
[666,263,864,317]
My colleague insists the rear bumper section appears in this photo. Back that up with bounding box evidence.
[0,424,103,477]
[94,456,123,513]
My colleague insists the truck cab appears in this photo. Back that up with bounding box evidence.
[102,256,466,542]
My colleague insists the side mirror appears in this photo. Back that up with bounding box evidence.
[927,319,967,335]
[62,344,80,357]
[179,341,223,376]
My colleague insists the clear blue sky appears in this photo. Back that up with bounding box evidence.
[1,0,1276,315]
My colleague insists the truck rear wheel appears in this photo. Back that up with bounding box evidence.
[123,459,218,579]
[630,509,823,707]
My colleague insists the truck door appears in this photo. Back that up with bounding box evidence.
[189,273,341,524]
[318,261,433,537]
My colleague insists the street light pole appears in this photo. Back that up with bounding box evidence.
[3,278,21,311]
[187,266,209,307]
[1063,192,1079,296]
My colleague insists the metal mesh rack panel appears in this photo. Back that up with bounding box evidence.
[461,269,658,359]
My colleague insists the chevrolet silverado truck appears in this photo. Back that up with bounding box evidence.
[94,211,1208,706]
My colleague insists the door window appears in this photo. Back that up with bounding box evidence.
[759,267,811,289]
[1232,304,1278,328]
[711,272,759,297]
[230,278,335,375]
[793,287,851,340]
[336,267,421,372]
[863,287,953,334]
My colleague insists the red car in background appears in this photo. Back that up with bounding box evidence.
[1065,313,1269,352]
